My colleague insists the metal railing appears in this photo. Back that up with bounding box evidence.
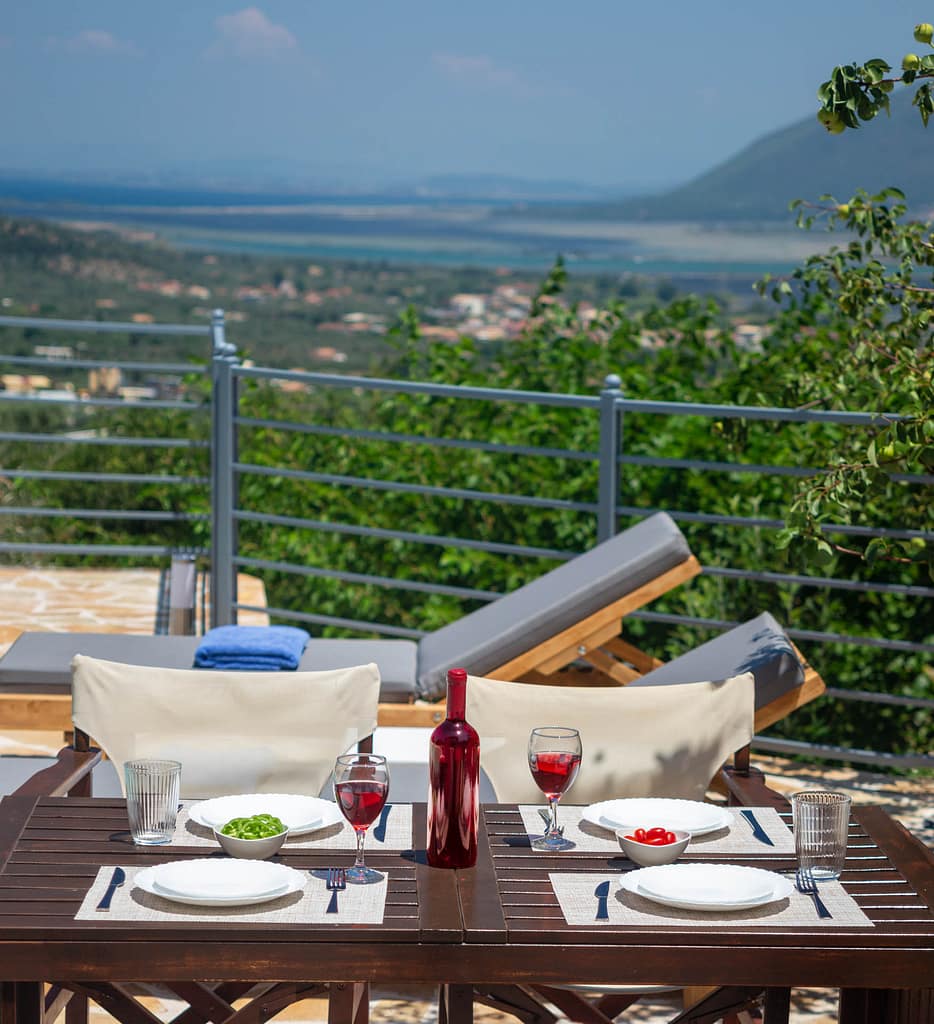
[1,311,931,769]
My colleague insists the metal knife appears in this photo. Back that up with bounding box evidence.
[740,809,775,847]
[95,867,126,911]
[373,804,390,844]
[594,880,610,921]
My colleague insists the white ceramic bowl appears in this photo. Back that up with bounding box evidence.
[616,828,690,866]
[213,827,289,860]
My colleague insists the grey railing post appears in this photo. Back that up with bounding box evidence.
[210,308,239,627]
[597,374,623,542]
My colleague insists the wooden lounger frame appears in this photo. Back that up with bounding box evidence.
[0,553,824,738]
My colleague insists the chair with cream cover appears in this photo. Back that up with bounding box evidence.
[31,654,381,1024]
[70,654,381,798]
[461,671,784,1024]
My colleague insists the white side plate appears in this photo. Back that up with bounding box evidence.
[138,861,305,907]
[582,798,732,837]
[149,858,301,900]
[620,863,793,912]
[188,794,342,835]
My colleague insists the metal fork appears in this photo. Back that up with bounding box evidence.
[795,867,832,919]
[538,806,564,837]
[325,867,346,914]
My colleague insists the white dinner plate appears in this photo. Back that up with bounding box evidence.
[188,794,342,836]
[620,864,793,912]
[139,859,305,907]
[581,798,733,837]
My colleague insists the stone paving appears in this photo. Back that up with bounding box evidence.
[0,567,270,655]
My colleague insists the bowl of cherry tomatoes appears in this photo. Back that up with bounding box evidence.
[616,826,690,866]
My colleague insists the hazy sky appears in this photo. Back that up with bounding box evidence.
[0,2,925,189]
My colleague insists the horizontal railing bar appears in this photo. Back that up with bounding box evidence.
[0,431,209,449]
[618,396,904,426]
[0,507,207,522]
[239,603,425,639]
[618,453,932,486]
[0,393,203,411]
[630,609,934,654]
[0,353,207,374]
[823,686,934,710]
[235,462,597,514]
[0,314,211,336]
[618,504,930,542]
[234,555,502,601]
[0,468,208,485]
[236,416,594,463]
[0,542,173,556]
[751,735,934,770]
[702,565,934,599]
[235,364,600,409]
[620,453,816,478]
[234,510,573,560]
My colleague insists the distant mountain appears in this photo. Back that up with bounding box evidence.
[536,96,933,222]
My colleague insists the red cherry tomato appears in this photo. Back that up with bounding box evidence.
[646,836,669,845]
[664,831,677,844]
[646,826,667,839]
[634,828,647,842]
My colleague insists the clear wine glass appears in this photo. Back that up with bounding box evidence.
[333,752,390,884]
[528,726,581,852]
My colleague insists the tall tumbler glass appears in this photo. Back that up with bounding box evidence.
[125,759,181,845]
[792,790,851,879]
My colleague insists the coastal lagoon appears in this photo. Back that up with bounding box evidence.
[0,182,823,280]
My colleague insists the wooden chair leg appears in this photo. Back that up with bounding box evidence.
[762,987,789,1023]
[529,985,617,1024]
[472,985,561,1024]
[438,985,473,1024]
[327,983,367,1024]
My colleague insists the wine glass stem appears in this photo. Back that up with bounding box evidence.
[548,796,560,837]
[354,829,367,871]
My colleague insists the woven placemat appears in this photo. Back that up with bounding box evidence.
[172,802,412,851]
[549,871,873,928]
[75,865,387,924]
[518,805,794,855]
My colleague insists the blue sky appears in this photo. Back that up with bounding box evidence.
[0,2,925,189]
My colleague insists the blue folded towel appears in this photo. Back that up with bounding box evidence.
[194,625,310,671]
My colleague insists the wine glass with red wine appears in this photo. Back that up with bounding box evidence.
[528,726,581,852]
[333,753,390,884]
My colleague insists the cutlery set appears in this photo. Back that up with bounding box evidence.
[94,864,357,914]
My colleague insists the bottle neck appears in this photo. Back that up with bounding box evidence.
[446,674,467,721]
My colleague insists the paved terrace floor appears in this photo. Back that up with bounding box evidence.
[0,567,930,1023]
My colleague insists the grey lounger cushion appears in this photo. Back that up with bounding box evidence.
[0,632,418,703]
[416,511,691,700]
[629,611,804,711]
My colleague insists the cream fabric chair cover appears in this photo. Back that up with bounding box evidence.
[71,654,381,798]
[466,672,754,803]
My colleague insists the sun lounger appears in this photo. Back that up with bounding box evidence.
[0,512,824,738]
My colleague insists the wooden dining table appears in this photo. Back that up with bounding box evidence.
[0,793,932,1024]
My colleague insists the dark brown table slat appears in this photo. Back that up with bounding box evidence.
[469,805,934,970]
[0,798,463,951]
[1,796,932,1000]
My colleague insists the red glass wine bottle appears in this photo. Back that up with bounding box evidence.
[426,667,480,868]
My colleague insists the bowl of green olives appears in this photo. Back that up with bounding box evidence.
[214,813,289,860]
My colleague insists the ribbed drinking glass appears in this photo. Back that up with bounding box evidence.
[125,759,181,845]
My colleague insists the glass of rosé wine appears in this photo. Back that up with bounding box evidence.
[333,753,390,884]
[528,726,581,851]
